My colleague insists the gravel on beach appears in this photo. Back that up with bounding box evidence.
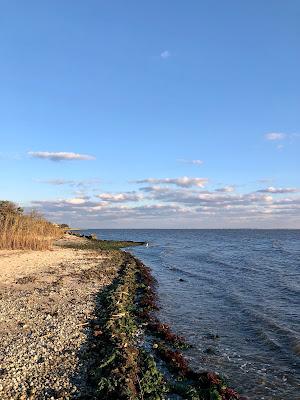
[0,236,122,399]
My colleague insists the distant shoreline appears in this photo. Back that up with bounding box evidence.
[71,227,300,230]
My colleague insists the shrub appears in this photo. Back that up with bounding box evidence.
[0,203,63,250]
[0,200,23,220]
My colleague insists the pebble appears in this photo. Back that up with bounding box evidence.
[0,248,119,399]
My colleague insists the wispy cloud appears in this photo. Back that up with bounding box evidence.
[257,186,299,194]
[215,186,235,193]
[257,178,274,184]
[265,132,286,141]
[135,177,208,188]
[0,152,22,160]
[177,159,204,166]
[37,178,100,187]
[38,179,75,185]
[28,151,95,161]
[160,50,171,59]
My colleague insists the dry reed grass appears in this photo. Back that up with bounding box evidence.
[0,213,63,250]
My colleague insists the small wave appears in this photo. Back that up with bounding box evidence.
[277,280,300,298]
[166,265,201,279]
[256,330,283,351]
[242,308,300,360]
[189,253,235,270]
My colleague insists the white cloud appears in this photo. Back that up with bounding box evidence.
[65,198,87,205]
[178,159,204,166]
[135,176,208,188]
[160,50,171,59]
[265,132,286,141]
[96,192,142,203]
[28,151,95,161]
[140,185,173,193]
[257,187,299,194]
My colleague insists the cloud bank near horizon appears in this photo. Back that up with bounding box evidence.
[25,177,300,228]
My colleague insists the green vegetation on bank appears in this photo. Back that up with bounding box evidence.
[61,234,146,251]
[62,237,242,400]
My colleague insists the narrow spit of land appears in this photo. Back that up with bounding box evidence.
[0,234,242,400]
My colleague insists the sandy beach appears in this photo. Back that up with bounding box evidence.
[0,235,121,399]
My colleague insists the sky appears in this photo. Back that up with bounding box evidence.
[0,0,299,228]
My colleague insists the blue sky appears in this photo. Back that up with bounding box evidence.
[0,1,299,228]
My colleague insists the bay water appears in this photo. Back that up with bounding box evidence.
[80,229,300,399]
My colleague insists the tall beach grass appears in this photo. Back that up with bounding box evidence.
[0,213,63,250]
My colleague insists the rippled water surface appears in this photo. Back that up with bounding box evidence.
[83,229,300,399]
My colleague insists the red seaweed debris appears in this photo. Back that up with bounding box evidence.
[135,255,241,399]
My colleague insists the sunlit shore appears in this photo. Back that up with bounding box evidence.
[0,229,242,399]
